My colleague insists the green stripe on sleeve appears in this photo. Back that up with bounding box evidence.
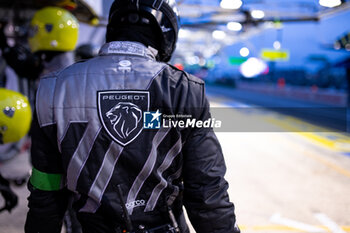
[29,168,62,191]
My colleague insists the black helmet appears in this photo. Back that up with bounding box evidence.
[106,0,180,62]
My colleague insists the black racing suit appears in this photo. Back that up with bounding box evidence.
[25,41,240,233]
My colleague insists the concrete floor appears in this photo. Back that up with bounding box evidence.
[219,132,350,232]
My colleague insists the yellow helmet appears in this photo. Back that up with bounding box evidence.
[0,88,32,144]
[28,6,79,53]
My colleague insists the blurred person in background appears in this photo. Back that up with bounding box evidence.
[25,0,240,233]
[0,20,30,163]
[0,52,27,162]
[0,88,32,213]
[0,6,79,85]
[0,5,79,169]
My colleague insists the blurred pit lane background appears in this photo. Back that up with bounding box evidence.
[1,0,350,232]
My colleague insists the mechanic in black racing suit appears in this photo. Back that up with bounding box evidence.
[25,0,240,232]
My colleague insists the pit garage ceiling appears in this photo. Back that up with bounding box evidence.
[1,0,348,36]
[173,0,350,59]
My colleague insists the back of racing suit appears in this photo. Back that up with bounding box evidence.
[25,41,239,233]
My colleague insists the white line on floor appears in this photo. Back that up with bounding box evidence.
[314,213,346,233]
[270,213,325,232]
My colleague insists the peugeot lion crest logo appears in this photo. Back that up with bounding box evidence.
[98,91,149,146]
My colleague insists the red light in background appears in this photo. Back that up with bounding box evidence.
[174,63,184,70]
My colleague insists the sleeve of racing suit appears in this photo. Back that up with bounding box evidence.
[182,83,240,233]
[25,112,69,233]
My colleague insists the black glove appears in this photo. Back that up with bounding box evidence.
[0,24,42,80]
[0,173,18,213]
[1,44,43,80]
